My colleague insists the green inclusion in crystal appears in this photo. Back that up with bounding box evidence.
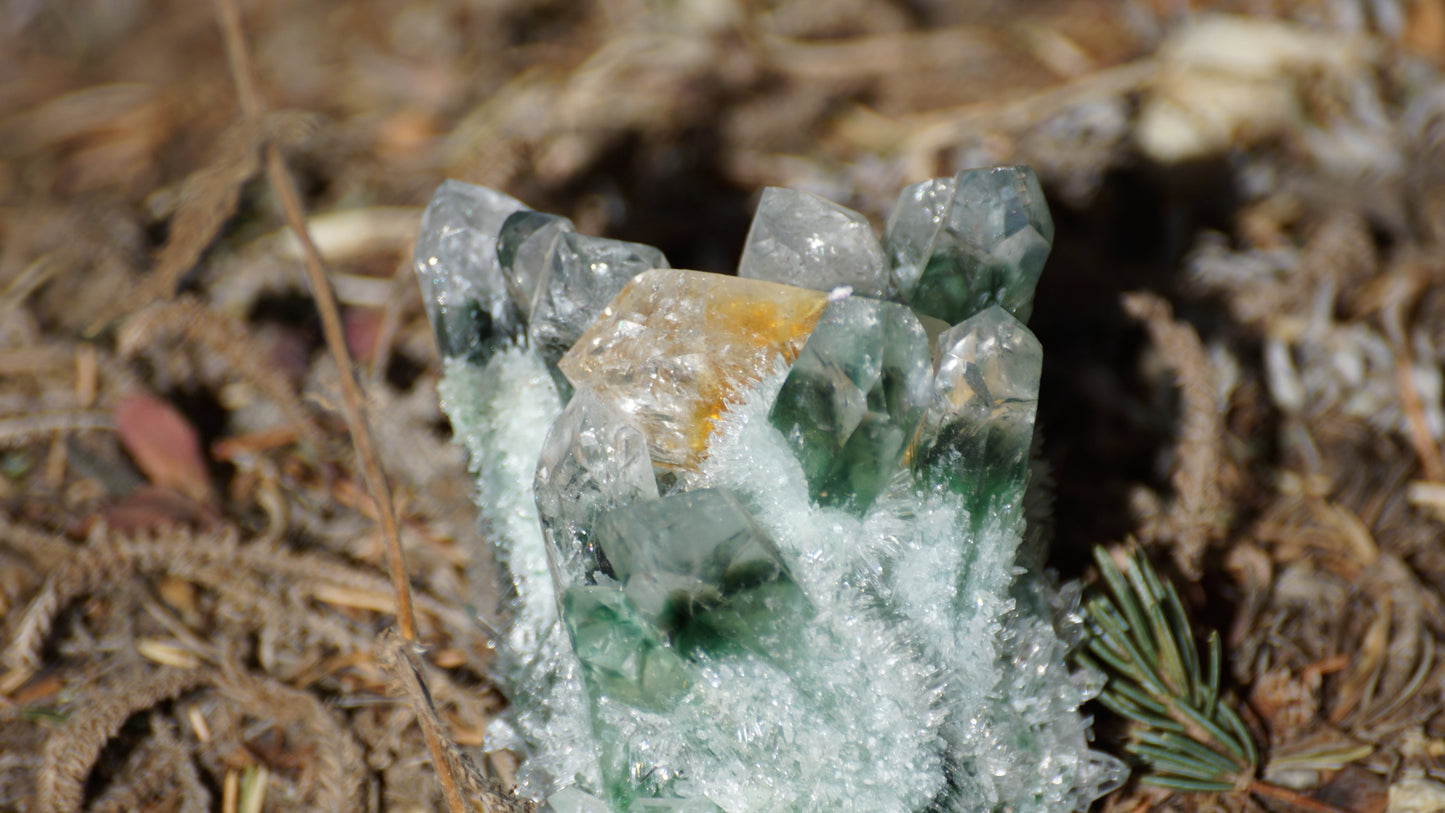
[591,488,806,655]
[884,166,1053,324]
[562,585,690,711]
[916,305,1041,520]
[769,296,932,514]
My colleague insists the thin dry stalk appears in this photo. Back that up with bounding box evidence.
[379,630,535,813]
[210,0,412,644]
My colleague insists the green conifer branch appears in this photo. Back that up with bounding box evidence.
[1077,546,1254,792]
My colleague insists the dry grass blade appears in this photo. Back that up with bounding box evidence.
[2,525,476,685]
[1123,291,1232,580]
[38,667,207,812]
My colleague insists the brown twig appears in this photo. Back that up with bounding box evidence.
[210,1,467,810]
[1249,779,1354,813]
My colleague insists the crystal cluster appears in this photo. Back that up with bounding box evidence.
[417,169,1126,812]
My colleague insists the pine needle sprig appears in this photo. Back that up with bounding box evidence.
[1078,546,1352,813]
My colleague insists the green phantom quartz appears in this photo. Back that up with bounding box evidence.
[769,295,933,514]
[591,488,806,653]
[562,585,690,711]
[884,165,1054,324]
[917,305,1042,521]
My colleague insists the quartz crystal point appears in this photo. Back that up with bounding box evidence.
[769,295,932,514]
[884,166,1054,324]
[738,187,892,298]
[413,180,529,361]
[498,211,576,322]
[535,390,660,591]
[918,305,1042,520]
[591,488,805,651]
[560,269,828,470]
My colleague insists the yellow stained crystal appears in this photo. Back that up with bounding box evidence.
[560,269,828,470]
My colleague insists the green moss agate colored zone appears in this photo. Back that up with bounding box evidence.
[885,166,1054,324]
[769,296,932,514]
[417,173,1127,813]
[591,488,806,653]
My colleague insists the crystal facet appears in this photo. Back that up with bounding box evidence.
[535,390,660,591]
[561,585,691,711]
[531,232,669,361]
[769,296,932,513]
[498,211,576,321]
[885,166,1054,323]
[413,180,529,361]
[560,269,828,470]
[918,305,1042,518]
[591,488,804,650]
[738,187,892,298]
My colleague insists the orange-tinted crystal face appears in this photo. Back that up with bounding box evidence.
[560,269,827,470]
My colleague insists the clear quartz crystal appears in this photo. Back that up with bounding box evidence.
[885,166,1054,324]
[499,211,576,321]
[918,305,1042,520]
[738,187,892,298]
[535,390,661,591]
[769,295,933,514]
[413,180,529,361]
[532,233,669,361]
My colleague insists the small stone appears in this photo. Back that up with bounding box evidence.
[917,305,1041,516]
[497,211,576,323]
[738,187,892,298]
[769,296,932,514]
[592,488,804,651]
[560,269,828,470]
[562,585,691,711]
[531,232,668,361]
[535,390,661,591]
[413,180,529,361]
[884,166,1053,324]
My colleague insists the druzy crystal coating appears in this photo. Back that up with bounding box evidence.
[419,175,1125,812]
